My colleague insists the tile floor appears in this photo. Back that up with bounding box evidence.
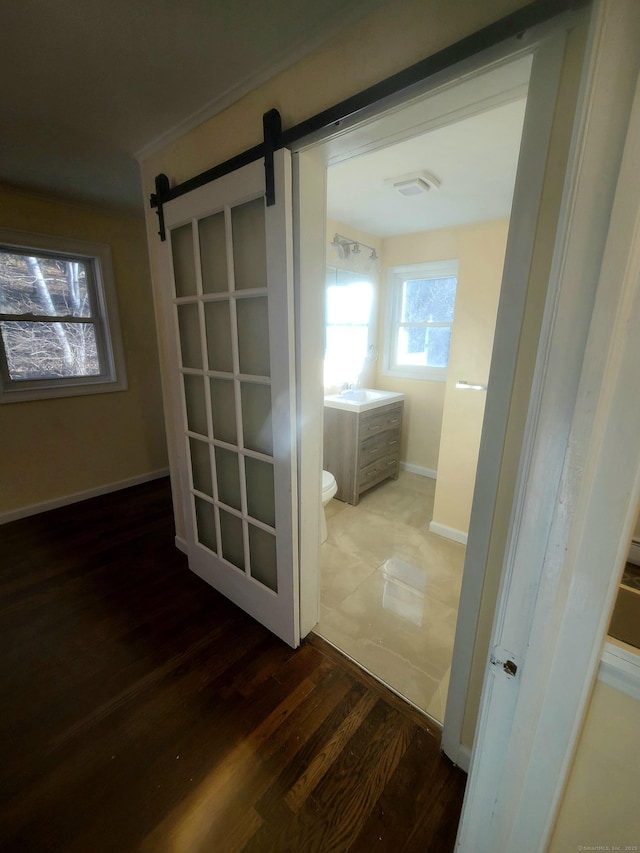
[315,471,466,724]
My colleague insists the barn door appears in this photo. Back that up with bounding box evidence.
[161,150,299,647]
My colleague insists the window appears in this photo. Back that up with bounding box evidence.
[324,267,373,388]
[0,229,126,402]
[384,260,458,381]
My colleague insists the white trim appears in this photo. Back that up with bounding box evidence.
[400,462,437,479]
[175,535,188,554]
[429,521,467,545]
[294,149,326,638]
[628,538,640,566]
[134,0,388,162]
[456,3,640,849]
[443,28,569,769]
[0,468,170,524]
[382,260,458,383]
[599,640,640,701]
[0,228,127,403]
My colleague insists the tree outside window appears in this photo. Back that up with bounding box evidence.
[0,230,126,402]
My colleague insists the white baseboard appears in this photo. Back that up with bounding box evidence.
[429,521,468,545]
[0,468,170,525]
[175,536,188,554]
[400,462,437,479]
[628,538,640,566]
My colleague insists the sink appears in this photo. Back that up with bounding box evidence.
[323,388,405,413]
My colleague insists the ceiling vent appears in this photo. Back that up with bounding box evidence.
[384,170,441,196]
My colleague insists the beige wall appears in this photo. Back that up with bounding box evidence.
[376,228,450,472]
[376,222,508,478]
[434,220,507,533]
[0,185,168,515]
[549,680,640,851]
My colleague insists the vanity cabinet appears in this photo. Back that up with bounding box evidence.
[323,401,403,505]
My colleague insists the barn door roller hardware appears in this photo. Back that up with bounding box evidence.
[150,0,580,241]
[150,108,282,241]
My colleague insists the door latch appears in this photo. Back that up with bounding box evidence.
[490,647,519,678]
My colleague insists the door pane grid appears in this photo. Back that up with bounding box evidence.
[199,209,227,294]
[187,299,208,376]
[245,514,276,535]
[209,500,243,520]
[182,373,209,438]
[227,296,241,377]
[231,196,267,291]
[238,452,252,578]
[189,446,276,532]
[200,433,275,471]
[187,437,207,494]
[170,223,196,298]
[191,216,205,298]
[242,515,252,582]
[237,446,273,465]
[165,151,298,644]
[224,206,235,293]
[193,495,217,554]
[173,191,283,594]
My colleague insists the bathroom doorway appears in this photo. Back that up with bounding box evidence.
[313,78,531,723]
[292,21,576,767]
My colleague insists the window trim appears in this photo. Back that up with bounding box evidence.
[383,259,458,382]
[0,229,127,403]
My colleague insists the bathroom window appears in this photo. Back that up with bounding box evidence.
[0,229,126,403]
[384,260,458,381]
[324,267,373,388]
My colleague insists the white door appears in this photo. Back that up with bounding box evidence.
[161,150,299,648]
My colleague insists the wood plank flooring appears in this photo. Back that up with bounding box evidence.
[0,478,466,852]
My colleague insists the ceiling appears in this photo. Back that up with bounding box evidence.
[1,0,385,210]
[326,97,528,237]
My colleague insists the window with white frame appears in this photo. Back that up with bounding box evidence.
[0,229,126,402]
[384,260,458,381]
[324,266,374,389]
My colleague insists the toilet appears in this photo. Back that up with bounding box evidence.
[320,470,338,544]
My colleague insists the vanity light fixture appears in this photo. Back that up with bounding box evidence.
[384,170,441,196]
[331,233,378,261]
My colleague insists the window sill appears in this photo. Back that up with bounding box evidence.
[380,364,447,382]
[0,375,128,404]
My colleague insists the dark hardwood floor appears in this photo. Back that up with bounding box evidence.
[0,478,466,852]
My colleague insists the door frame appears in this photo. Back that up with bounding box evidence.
[293,9,583,766]
[456,1,640,847]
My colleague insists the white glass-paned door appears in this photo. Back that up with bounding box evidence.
[161,151,299,647]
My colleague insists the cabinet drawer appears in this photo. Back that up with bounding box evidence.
[359,429,401,468]
[358,452,400,489]
[358,404,403,439]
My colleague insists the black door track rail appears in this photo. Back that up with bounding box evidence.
[150,0,583,241]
